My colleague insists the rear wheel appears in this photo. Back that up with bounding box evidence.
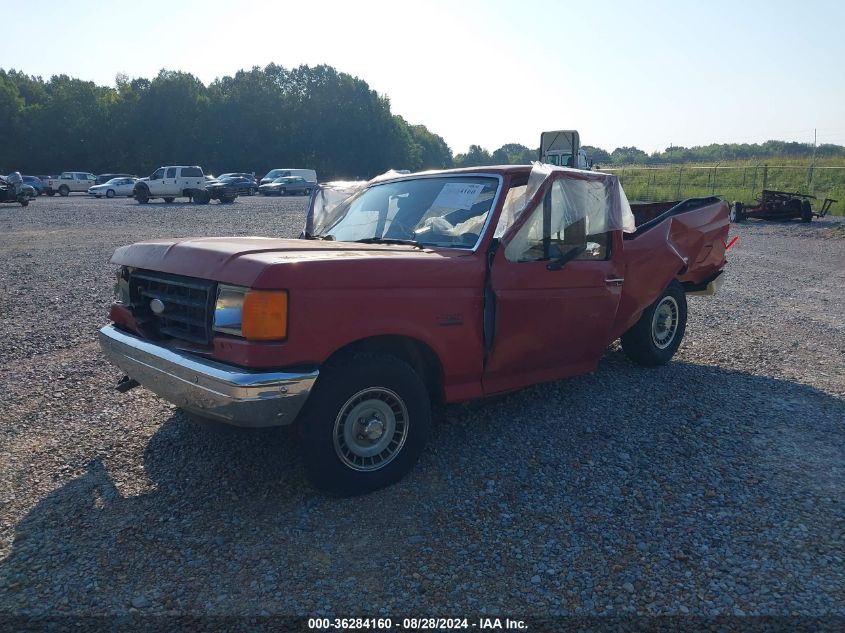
[249,187,256,196]
[58,185,70,197]
[621,281,688,367]
[19,197,29,207]
[47,189,55,196]
[298,353,431,496]
[163,197,175,203]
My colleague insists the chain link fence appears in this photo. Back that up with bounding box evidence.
[601,164,844,215]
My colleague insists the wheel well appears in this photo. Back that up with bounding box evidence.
[326,336,444,403]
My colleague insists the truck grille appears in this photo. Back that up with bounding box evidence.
[129,270,216,344]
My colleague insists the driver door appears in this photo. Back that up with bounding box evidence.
[482,174,624,395]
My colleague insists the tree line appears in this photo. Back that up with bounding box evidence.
[2,64,842,178]
[0,65,452,179]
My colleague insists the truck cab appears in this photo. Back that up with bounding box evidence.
[144,166,206,198]
[539,130,591,169]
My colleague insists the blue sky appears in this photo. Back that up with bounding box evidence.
[2,0,843,154]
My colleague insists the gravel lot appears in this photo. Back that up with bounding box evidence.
[0,195,843,620]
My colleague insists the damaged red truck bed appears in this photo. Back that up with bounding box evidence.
[99,164,731,495]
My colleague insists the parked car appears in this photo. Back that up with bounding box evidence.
[88,177,138,198]
[21,175,44,195]
[44,172,97,196]
[133,165,238,204]
[217,174,258,196]
[259,176,313,196]
[96,173,136,185]
[99,164,731,496]
[260,168,317,185]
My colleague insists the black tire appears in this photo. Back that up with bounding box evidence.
[58,185,70,197]
[219,195,236,204]
[134,186,150,204]
[106,189,115,198]
[249,187,256,196]
[193,189,211,204]
[19,197,29,207]
[298,353,431,496]
[47,189,55,196]
[163,197,175,203]
[621,280,688,367]
[801,200,812,223]
[280,188,287,196]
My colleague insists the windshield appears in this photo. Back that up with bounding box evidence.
[317,176,499,249]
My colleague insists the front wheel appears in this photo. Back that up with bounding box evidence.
[163,197,175,203]
[621,281,688,367]
[106,189,115,198]
[19,197,29,207]
[298,353,431,496]
[193,189,211,204]
[134,187,150,204]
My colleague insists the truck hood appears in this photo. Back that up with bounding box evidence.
[111,237,479,289]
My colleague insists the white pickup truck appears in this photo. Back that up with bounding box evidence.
[44,172,97,196]
[133,166,238,204]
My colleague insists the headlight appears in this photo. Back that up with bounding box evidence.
[213,285,288,341]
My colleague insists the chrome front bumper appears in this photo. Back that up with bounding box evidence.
[98,325,318,427]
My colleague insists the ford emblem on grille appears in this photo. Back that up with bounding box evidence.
[149,298,165,315]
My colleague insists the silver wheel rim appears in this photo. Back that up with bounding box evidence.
[729,206,736,222]
[333,387,408,472]
[651,296,679,349]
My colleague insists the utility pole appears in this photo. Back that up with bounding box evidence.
[808,128,817,193]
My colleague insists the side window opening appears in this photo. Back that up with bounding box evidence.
[166,167,177,178]
[504,177,612,263]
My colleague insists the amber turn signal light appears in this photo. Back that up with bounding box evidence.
[241,290,288,340]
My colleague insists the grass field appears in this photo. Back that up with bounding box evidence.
[602,158,845,216]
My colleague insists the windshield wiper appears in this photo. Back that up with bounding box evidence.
[354,237,425,249]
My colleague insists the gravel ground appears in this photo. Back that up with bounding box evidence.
[0,195,843,620]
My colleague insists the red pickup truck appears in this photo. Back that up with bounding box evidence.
[99,165,730,495]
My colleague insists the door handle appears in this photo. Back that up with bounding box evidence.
[605,277,625,286]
